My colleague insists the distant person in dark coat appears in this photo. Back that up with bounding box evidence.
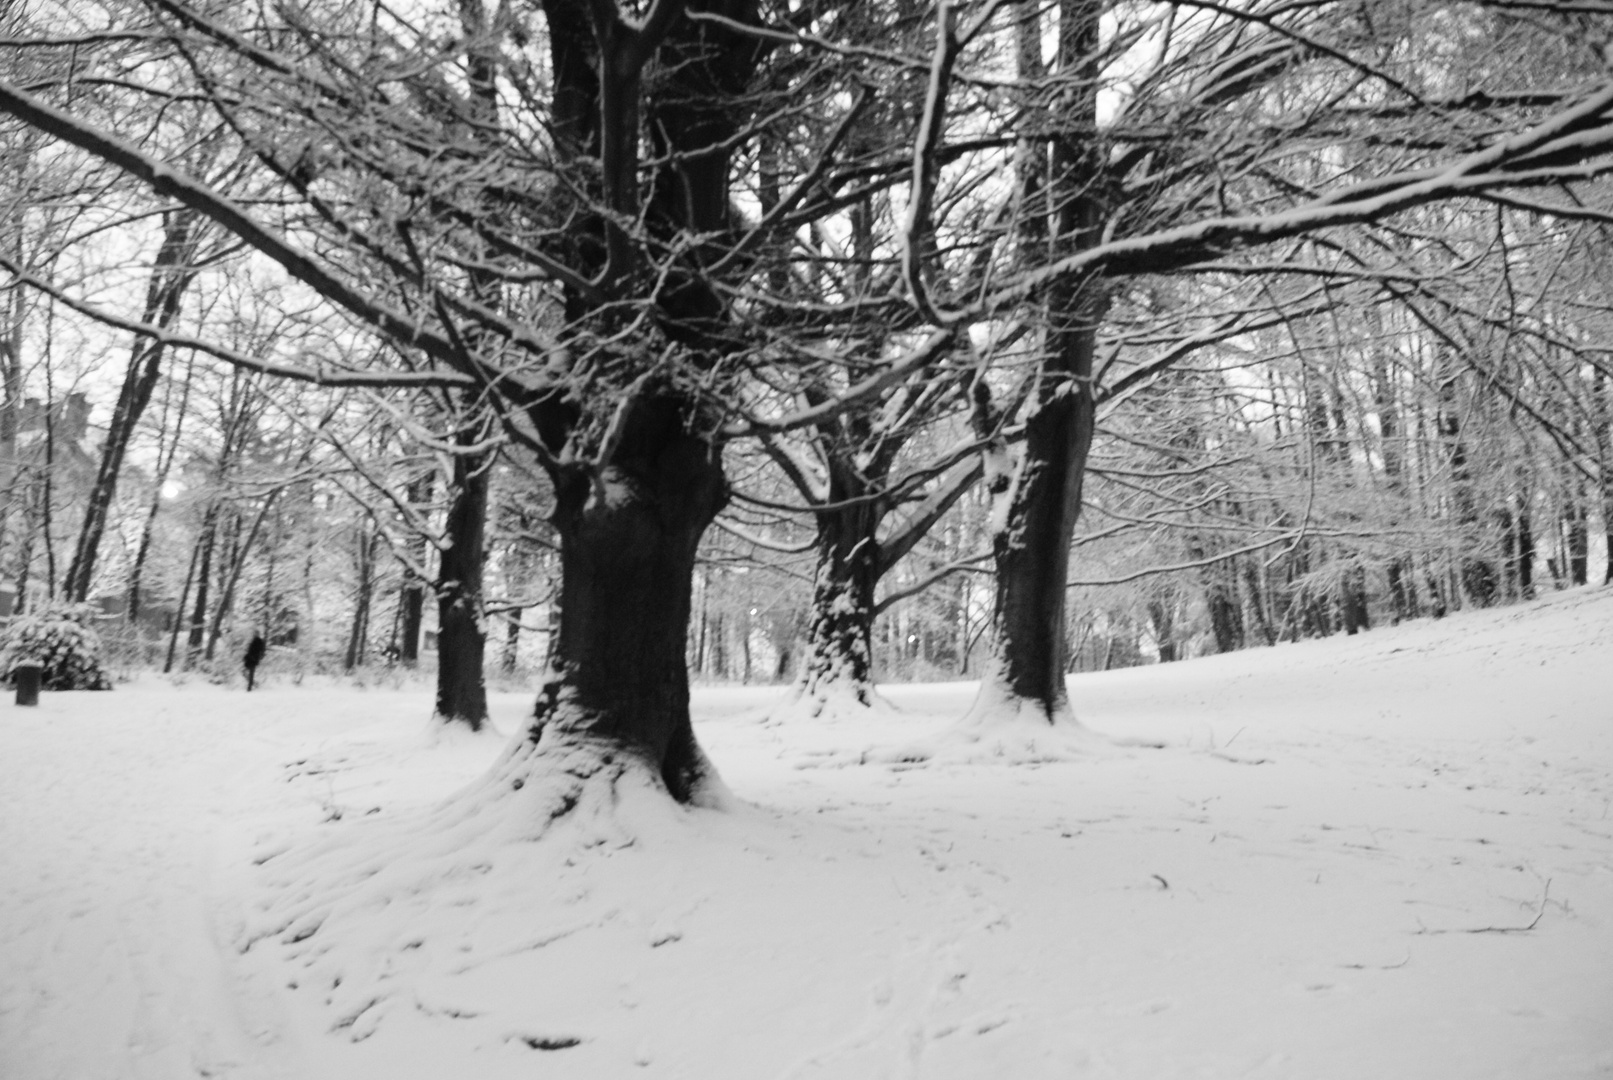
[244,634,267,691]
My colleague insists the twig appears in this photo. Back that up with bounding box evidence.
[1416,879,1551,935]
[1340,949,1411,971]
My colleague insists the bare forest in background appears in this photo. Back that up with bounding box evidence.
[4,0,1613,799]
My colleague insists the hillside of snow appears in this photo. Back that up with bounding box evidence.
[2,586,1610,1079]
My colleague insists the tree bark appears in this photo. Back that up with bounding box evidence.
[398,467,432,664]
[434,436,490,729]
[0,286,23,590]
[1207,572,1243,653]
[795,501,881,711]
[205,487,282,657]
[501,611,521,673]
[12,481,38,615]
[973,312,1099,716]
[1341,566,1370,635]
[164,520,204,673]
[1565,495,1589,586]
[1148,597,1178,663]
[1244,559,1276,644]
[344,521,378,672]
[497,521,537,673]
[767,427,979,717]
[127,353,195,624]
[488,0,761,803]
[1193,517,1243,653]
[1502,499,1536,600]
[966,0,1103,724]
[184,501,220,666]
[62,211,199,603]
[203,504,243,660]
[1371,345,1415,623]
[1597,366,1613,585]
[527,398,727,801]
[1437,366,1497,606]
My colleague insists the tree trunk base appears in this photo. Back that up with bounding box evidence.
[246,725,731,963]
[483,724,734,824]
[241,720,731,1045]
[858,661,1157,767]
[764,672,895,725]
[422,711,505,746]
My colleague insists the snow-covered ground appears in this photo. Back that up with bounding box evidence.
[3,586,1611,1080]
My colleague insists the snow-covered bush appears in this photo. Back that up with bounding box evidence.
[0,604,114,691]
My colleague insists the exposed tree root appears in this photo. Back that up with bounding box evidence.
[763,677,900,726]
[1414,879,1553,935]
[835,678,1162,768]
[235,724,729,1042]
[421,712,505,748]
[866,700,1119,767]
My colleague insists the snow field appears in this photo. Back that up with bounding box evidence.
[0,586,1610,1078]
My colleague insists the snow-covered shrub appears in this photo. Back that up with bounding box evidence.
[0,604,114,691]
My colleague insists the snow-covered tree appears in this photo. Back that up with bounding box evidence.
[6,0,1613,806]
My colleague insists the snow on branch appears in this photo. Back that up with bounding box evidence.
[983,82,1613,313]
[1096,296,1335,411]
[873,549,992,615]
[1064,532,1305,589]
[712,516,817,555]
[0,249,470,390]
[757,432,831,506]
[709,83,876,277]
[901,0,963,329]
[877,455,985,576]
[0,78,479,378]
[724,330,958,436]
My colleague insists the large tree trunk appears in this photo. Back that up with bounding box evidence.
[789,503,882,716]
[767,434,978,720]
[969,321,1098,721]
[521,397,727,802]
[481,0,757,805]
[961,0,1102,730]
[433,438,490,729]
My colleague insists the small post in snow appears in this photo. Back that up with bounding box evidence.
[14,664,41,706]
